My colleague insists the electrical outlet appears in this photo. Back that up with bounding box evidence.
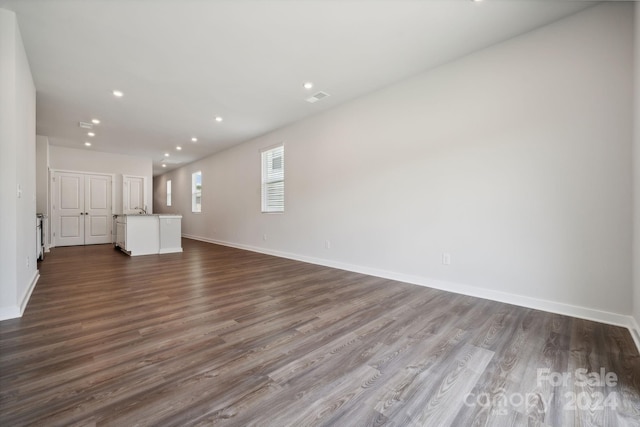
[263,234,267,241]
[26,256,29,268]
[325,240,331,249]
[442,252,451,266]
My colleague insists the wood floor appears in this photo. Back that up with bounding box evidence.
[1,239,639,426]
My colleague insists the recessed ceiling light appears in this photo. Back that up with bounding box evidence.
[164,153,170,157]
[112,90,124,97]
[191,137,197,142]
[176,146,182,151]
[91,118,100,124]
[303,82,314,90]
[87,132,95,137]
[162,164,166,168]
[215,116,223,123]
[84,142,91,147]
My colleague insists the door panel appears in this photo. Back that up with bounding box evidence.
[60,175,81,209]
[55,173,85,246]
[60,216,81,238]
[88,216,108,238]
[123,176,144,214]
[85,175,112,245]
[88,179,108,209]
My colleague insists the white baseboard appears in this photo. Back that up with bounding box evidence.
[159,247,183,254]
[0,305,21,321]
[184,234,640,355]
[629,317,640,354]
[0,270,39,322]
[20,270,39,315]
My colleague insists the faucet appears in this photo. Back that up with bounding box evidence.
[135,206,147,214]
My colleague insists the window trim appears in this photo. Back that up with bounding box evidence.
[261,144,284,213]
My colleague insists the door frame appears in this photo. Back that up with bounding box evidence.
[50,169,115,248]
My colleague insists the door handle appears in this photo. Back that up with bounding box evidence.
[80,212,84,215]
[85,212,89,215]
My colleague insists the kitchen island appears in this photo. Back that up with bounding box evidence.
[115,214,182,256]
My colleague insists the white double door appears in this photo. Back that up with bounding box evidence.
[52,172,113,246]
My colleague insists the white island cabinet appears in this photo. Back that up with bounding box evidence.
[159,215,183,254]
[115,214,182,256]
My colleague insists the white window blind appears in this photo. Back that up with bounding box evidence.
[166,180,172,206]
[261,145,284,213]
[192,171,202,213]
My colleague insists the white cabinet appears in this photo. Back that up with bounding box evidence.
[159,215,183,254]
[115,214,182,256]
[116,221,126,249]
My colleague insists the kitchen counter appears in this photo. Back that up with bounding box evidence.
[114,214,182,217]
[115,214,182,256]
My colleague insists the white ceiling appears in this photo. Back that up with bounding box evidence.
[1,0,595,175]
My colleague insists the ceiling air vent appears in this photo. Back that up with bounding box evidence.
[79,121,93,129]
[306,91,330,104]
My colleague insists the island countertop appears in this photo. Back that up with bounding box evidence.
[114,213,182,217]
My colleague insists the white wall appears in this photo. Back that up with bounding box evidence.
[633,3,640,335]
[49,145,153,216]
[155,4,634,323]
[0,9,38,320]
[35,135,49,214]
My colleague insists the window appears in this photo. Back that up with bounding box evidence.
[192,171,202,212]
[166,180,172,206]
[261,145,284,213]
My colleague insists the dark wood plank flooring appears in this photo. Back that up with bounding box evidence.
[1,238,639,426]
